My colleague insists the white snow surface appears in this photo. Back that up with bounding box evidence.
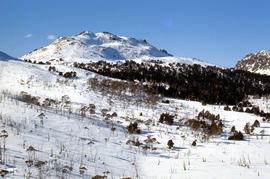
[20,31,170,62]
[19,31,215,67]
[0,53,269,178]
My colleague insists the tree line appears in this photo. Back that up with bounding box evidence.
[73,60,270,105]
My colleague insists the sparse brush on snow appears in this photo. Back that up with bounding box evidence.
[228,130,244,140]
[2,32,270,178]
[19,91,41,106]
[159,113,174,125]
[167,139,174,149]
[87,77,160,105]
[184,110,223,136]
[127,122,141,134]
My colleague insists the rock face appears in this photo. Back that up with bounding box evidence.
[235,50,270,75]
[20,31,172,62]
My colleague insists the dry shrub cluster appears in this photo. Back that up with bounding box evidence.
[48,66,77,78]
[126,138,142,147]
[80,104,96,117]
[127,122,141,134]
[225,100,270,120]
[167,139,174,149]
[144,135,159,144]
[18,92,72,112]
[159,113,174,125]
[24,59,51,65]
[126,136,158,151]
[48,66,57,72]
[61,71,77,78]
[228,130,244,140]
[244,120,261,135]
[142,135,159,151]
[91,175,107,179]
[19,91,40,106]
[184,110,224,136]
[88,77,160,105]
[192,140,197,146]
[237,100,252,108]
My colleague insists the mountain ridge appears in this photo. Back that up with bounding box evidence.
[20,31,216,67]
[20,30,171,62]
[235,50,270,75]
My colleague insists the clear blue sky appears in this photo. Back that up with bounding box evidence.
[1,0,270,67]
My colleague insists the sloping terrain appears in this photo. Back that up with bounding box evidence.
[20,31,171,62]
[20,31,214,67]
[0,53,270,178]
[235,50,270,75]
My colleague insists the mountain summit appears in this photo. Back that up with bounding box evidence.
[235,50,270,75]
[20,31,172,62]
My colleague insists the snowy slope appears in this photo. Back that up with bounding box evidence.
[0,53,270,178]
[131,56,215,67]
[235,50,270,75]
[20,31,171,62]
[20,31,215,67]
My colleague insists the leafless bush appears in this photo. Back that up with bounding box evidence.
[126,138,142,147]
[61,95,70,107]
[127,122,141,134]
[79,166,87,175]
[159,113,174,125]
[244,122,252,135]
[228,130,244,140]
[19,91,40,106]
[92,175,107,179]
[144,135,159,144]
[184,110,223,136]
[63,71,77,78]
[192,140,197,146]
[42,98,58,107]
[48,66,57,72]
[230,126,236,133]
[252,120,260,128]
[224,106,231,111]
[87,77,161,105]
[0,169,9,178]
[167,139,174,149]
[89,104,96,114]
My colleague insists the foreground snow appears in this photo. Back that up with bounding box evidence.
[0,59,269,178]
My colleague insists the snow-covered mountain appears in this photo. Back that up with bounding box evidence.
[20,31,214,67]
[235,50,270,75]
[21,31,171,61]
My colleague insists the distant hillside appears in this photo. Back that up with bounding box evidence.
[20,31,215,67]
[235,50,270,75]
[20,31,171,62]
